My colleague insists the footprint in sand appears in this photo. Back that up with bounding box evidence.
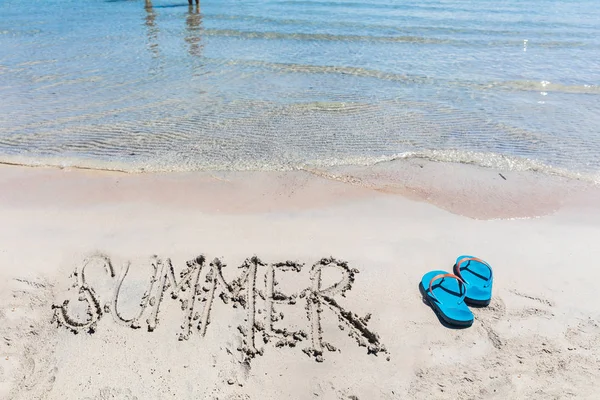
[564,317,600,351]
[473,296,507,350]
[83,387,139,400]
[217,336,252,388]
[0,278,58,399]
[507,288,555,308]
[221,394,251,400]
[410,287,600,399]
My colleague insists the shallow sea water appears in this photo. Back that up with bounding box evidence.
[0,0,599,179]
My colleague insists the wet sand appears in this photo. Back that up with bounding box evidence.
[1,162,600,399]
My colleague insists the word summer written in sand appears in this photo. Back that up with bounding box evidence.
[52,254,389,363]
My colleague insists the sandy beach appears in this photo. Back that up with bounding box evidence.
[1,160,599,399]
[2,0,600,398]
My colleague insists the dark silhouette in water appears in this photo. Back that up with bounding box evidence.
[185,4,203,57]
[144,0,160,58]
[143,0,203,59]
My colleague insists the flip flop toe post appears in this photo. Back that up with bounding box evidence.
[453,256,493,307]
[420,270,473,328]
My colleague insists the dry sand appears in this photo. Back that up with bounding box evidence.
[1,160,599,400]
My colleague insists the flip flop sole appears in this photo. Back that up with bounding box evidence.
[419,282,474,328]
[464,296,491,307]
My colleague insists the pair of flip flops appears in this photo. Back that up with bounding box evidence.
[420,256,493,328]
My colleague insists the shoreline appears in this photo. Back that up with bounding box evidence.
[2,147,599,185]
[1,162,600,399]
[1,158,599,219]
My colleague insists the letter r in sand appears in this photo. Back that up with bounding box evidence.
[304,257,387,361]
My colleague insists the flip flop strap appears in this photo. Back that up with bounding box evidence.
[428,273,466,304]
[455,257,493,287]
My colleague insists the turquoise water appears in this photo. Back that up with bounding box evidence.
[1,0,599,179]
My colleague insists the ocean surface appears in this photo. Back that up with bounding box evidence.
[1,0,599,180]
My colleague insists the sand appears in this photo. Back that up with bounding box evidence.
[1,160,600,400]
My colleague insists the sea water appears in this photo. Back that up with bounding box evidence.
[1,0,599,180]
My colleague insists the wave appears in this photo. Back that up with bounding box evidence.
[217,58,600,95]
[204,29,454,44]
[205,14,553,38]
[1,150,598,184]
[380,150,600,184]
[481,81,600,95]
[221,58,434,84]
[203,29,586,48]
[298,150,600,184]
[274,0,554,16]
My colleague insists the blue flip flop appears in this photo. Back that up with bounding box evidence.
[453,256,493,307]
[419,270,473,328]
